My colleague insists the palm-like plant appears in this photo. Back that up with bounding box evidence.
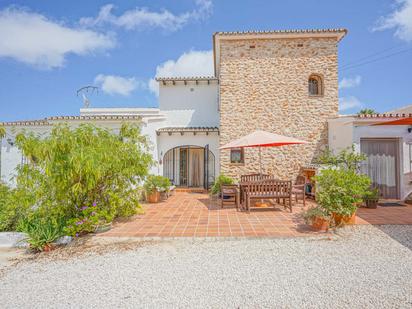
[357,108,376,116]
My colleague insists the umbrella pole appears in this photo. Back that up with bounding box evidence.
[258,145,265,206]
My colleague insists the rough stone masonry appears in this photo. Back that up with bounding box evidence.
[218,34,341,180]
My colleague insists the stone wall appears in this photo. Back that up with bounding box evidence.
[218,37,339,180]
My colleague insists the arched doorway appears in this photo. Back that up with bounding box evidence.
[163,145,215,189]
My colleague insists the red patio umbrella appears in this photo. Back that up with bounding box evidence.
[220,130,308,174]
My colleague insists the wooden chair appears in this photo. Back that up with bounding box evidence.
[244,179,293,212]
[292,175,306,206]
[221,185,240,210]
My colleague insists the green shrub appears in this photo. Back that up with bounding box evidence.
[19,216,64,252]
[16,123,152,219]
[0,123,152,237]
[315,168,371,217]
[211,174,235,195]
[144,175,171,193]
[0,183,35,231]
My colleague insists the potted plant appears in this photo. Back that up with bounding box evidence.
[363,187,380,209]
[303,206,330,231]
[158,177,172,201]
[315,167,371,226]
[144,175,171,203]
[211,174,235,196]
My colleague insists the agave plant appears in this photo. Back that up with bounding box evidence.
[20,217,64,252]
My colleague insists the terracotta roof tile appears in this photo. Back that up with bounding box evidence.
[155,76,218,82]
[357,113,412,119]
[1,115,142,126]
[157,127,219,134]
[214,28,347,36]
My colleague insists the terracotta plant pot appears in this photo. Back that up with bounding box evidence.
[42,244,55,252]
[333,212,356,225]
[365,199,378,209]
[147,191,160,203]
[311,217,329,232]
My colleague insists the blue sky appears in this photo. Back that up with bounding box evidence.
[0,0,411,121]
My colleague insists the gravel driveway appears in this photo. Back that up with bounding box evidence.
[1,225,411,308]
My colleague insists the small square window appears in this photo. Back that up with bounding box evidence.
[230,148,244,164]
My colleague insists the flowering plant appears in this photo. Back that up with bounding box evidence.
[64,203,99,237]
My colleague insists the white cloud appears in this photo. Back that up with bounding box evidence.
[339,96,363,112]
[80,0,212,32]
[148,50,214,95]
[374,0,412,42]
[0,7,115,69]
[339,75,362,89]
[94,74,144,96]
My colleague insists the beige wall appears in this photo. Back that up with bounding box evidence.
[218,37,339,180]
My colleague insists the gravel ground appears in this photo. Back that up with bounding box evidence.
[0,225,411,309]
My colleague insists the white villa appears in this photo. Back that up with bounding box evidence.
[1,76,220,189]
[1,28,412,201]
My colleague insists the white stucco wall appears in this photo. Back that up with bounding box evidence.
[1,126,51,185]
[1,139,23,184]
[157,132,220,177]
[328,116,355,153]
[158,82,219,127]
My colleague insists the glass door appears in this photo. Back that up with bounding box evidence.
[179,148,188,186]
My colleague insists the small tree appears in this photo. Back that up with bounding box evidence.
[316,146,366,172]
[10,123,153,235]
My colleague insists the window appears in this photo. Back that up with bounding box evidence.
[230,148,244,164]
[308,74,323,96]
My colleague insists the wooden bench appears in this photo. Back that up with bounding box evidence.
[244,180,293,213]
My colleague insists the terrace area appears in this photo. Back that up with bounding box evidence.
[100,192,412,238]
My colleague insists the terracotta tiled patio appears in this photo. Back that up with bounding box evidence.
[356,203,412,225]
[101,192,315,237]
[100,192,412,238]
